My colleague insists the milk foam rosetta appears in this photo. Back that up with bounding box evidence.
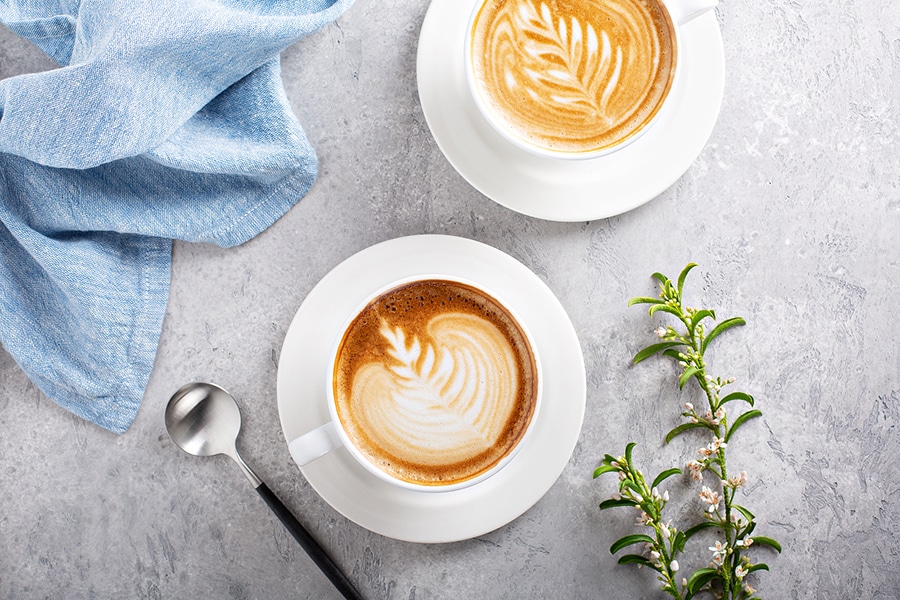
[470,0,677,153]
[334,280,538,486]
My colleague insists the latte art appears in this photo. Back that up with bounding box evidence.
[469,0,677,154]
[334,280,538,486]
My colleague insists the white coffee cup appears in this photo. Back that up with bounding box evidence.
[464,0,718,160]
[288,275,542,493]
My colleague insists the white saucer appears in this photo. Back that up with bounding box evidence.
[416,0,725,222]
[276,235,585,543]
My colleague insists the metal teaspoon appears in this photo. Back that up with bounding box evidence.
[165,382,363,600]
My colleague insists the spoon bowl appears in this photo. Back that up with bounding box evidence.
[165,382,260,486]
[165,382,242,457]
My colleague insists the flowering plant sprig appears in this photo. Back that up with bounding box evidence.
[594,264,781,599]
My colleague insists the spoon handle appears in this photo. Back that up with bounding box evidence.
[256,483,364,600]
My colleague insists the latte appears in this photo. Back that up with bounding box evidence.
[333,279,538,487]
[468,0,677,155]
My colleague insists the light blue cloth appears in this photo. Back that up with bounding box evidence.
[0,0,354,433]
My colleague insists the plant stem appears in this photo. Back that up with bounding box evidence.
[599,264,779,599]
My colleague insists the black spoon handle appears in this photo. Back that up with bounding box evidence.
[255,483,364,600]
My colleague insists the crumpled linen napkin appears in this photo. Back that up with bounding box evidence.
[0,0,354,433]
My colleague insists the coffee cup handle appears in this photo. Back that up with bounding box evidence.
[666,0,718,25]
[288,421,344,467]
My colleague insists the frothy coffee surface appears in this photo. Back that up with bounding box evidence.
[470,0,677,154]
[333,279,538,486]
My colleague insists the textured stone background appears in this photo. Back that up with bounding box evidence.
[1,0,898,598]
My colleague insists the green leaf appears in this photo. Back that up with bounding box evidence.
[662,348,683,360]
[665,422,709,444]
[731,504,757,536]
[751,536,783,553]
[743,521,758,537]
[732,504,756,522]
[621,479,643,497]
[617,554,653,567]
[651,468,683,490]
[719,391,755,407]
[610,534,655,555]
[700,316,746,354]
[690,309,716,331]
[625,442,637,467]
[649,303,682,319]
[686,567,719,595]
[724,409,763,443]
[593,464,619,478]
[628,296,663,306]
[677,263,698,298]
[651,272,669,285]
[746,563,770,574]
[679,366,701,389]
[673,530,687,553]
[599,498,639,510]
[633,342,684,364]
[682,521,719,540]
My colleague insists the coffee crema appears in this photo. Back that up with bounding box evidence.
[333,279,538,486]
[469,0,677,154]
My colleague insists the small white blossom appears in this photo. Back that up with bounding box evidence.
[655,326,668,338]
[700,437,727,456]
[686,460,704,481]
[660,522,671,539]
[670,560,679,573]
[709,541,727,564]
[735,565,748,579]
[699,486,721,509]
[728,471,749,488]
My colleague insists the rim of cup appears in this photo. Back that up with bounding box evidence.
[325,273,544,493]
[463,0,682,162]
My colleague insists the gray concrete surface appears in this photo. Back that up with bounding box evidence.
[1,1,899,598]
